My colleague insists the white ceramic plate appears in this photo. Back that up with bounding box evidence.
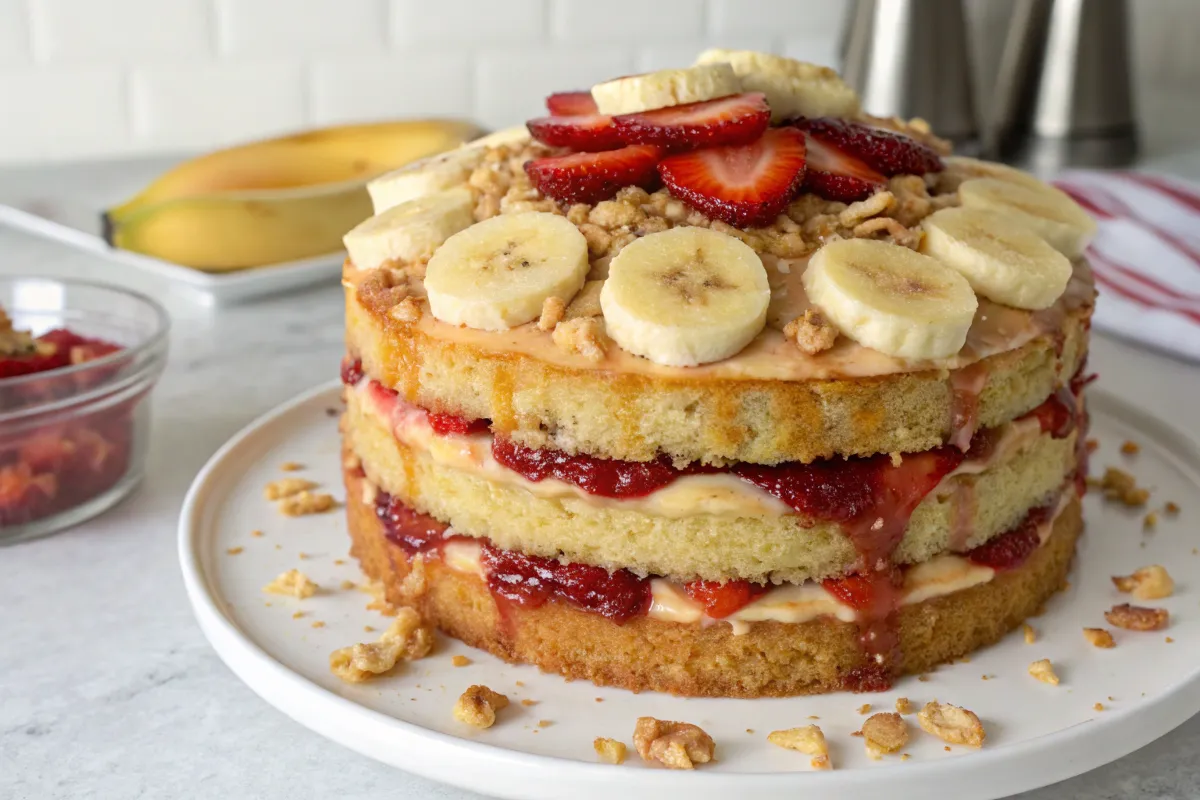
[179,381,1200,800]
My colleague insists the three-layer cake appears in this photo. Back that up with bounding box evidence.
[339,50,1096,697]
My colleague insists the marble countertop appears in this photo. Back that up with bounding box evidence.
[4,148,1200,799]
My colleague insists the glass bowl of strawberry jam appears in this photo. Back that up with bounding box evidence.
[0,277,168,545]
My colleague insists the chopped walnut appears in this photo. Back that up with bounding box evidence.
[451,655,471,667]
[328,607,433,683]
[1105,603,1170,631]
[633,717,715,770]
[767,725,830,769]
[895,697,913,715]
[397,556,428,601]
[453,684,510,728]
[1028,659,1060,685]
[564,279,604,319]
[861,712,908,759]
[856,703,872,715]
[853,216,922,249]
[578,223,613,258]
[1120,440,1140,455]
[1083,627,1116,648]
[263,569,318,598]
[838,191,895,227]
[1094,467,1151,506]
[783,309,838,355]
[263,478,317,501]
[551,317,607,361]
[388,296,422,323]
[593,737,627,764]
[537,296,566,331]
[1112,565,1174,599]
[917,701,985,747]
[278,491,337,516]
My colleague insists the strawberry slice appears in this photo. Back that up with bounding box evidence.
[613,92,770,150]
[683,579,770,619]
[800,135,886,203]
[822,567,902,613]
[657,127,807,228]
[546,91,598,116]
[525,144,662,204]
[796,117,943,176]
[965,506,1050,570]
[526,113,624,152]
[427,412,489,436]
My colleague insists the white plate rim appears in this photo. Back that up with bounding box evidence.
[177,381,1200,800]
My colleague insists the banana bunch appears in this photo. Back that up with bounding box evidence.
[103,119,483,272]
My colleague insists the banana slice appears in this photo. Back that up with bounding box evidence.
[958,178,1096,259]
[802,238,977,359]
[922,207,1072,310]
[600,227,770,367]
[425,211,589,331]
[591,63,741,115]
[343,187,475,270]
[465,125,532,150]
[694,49,860,122]
[367,148,485,213]
[943,156,1046,191]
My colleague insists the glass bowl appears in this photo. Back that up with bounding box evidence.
[0,277,169,545]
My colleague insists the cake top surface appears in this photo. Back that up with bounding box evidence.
[344,50,1097,382]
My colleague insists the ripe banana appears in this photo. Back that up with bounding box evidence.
[106,119,483,221]
[105,179,373,272]
[802,238,977,359]
[368,126,532,214]
[425,211,589,331]
[344,187,475,270]
[600,227,770,367]
[694,49,861,122]
[922,207,1071,310]
[958,178,1096,259]
[943,156,1046,191]
[591,64,741,115]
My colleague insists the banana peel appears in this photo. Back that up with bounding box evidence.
[103,118,484,272]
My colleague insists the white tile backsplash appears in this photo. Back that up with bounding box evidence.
[216,0,388,56]
[0,0,1193,164]
[29,0,212,63]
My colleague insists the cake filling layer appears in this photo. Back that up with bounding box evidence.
[366,484,1074,633]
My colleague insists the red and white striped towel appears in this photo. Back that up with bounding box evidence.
[1052,171,1200,362]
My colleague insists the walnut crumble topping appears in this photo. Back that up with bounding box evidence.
[454,685,510,728]
[917,701,985,747]
[551,317,607,361]
[593,737,627,764]
[537,296,566,331]
[1112,565,1174,600]
[1083,627,1116,648]
[783,308,838,355]
[279,490,337,516]
[263,478,317,500]
[329,607,434,683]
[263,569,317,598]
[633,717,715,770]
[767,725,830,770]
[861,712,908,759]
[1105,603,1169,631]
[1090,467,1151,507]
[895,697,913,715]
[1028,659,1060,686]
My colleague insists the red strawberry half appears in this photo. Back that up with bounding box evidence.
[546,90,598,116]
[657,127,807,228]
[801,135,886,203]
[684,579,770,619]
[613,92,770,150]
[526,114,624,151]
[525,144,662,204]
[796,117,943,176]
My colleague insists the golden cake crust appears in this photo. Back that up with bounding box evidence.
[347,271,1091,465]
[345,463,1082,697]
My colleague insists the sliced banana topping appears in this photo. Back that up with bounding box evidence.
[600,227,770,367]
[425,211,589,331]
[922,207,1071,310]
[591,63,741,116]
[802,238,978,360]
[943,156,1047,191]
[958,178,1096,260]
[367,148,485,214]
[343,187,475,270]
[464,125,532,151]
[694,49,860,122]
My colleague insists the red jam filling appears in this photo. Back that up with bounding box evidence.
[340,357,364,387]
[0,327,130,528]
[683,579,770,619]
[965,503,1052,570]
[375,492,453,554]
[428,413,490,436]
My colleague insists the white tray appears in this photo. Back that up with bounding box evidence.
[179,382,1200,800]
[0,156,342,305]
